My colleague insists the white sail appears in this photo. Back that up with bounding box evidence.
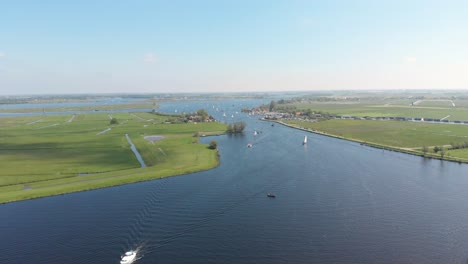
[303,135,308,145]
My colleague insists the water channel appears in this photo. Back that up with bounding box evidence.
[2,99,468,263]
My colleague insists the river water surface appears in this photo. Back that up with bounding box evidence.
[2,99,468,263]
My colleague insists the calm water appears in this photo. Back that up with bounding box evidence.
[2,100,468,263]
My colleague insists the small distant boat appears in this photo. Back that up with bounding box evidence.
[271,124,274,127]
[254,131,258,136]
[303,135,307,145]
[120,251,137,264]
[223,113,226,117]
[247,143,253,148]
[267,193,276,198]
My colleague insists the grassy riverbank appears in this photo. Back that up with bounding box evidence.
[0,112,226,203]
[280,119,468,163]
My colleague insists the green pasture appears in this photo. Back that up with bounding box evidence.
[285,119,468,150]
[283,102,468,120]
[416,100,455,107]
[453,100,468,108]
[0,112,226,203]
[0,102,156,113]
[445,148,468,159]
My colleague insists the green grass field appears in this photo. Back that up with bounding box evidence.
[285,119,468,158]
[416,100,455,107]
[0,112,226,203]
[0,102,156,113]
[280,101,468,120]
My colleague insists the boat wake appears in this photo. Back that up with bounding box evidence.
[142,176,293,253]
[121,243,148,264]
[121,179,169,254]
[120,132,300,257]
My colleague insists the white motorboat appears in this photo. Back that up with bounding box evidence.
[120,251,137,264]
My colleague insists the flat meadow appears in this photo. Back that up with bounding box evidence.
[285,119,468,161]
[284,100,468,120]
[0,112,226,203]
[276,97,468,161]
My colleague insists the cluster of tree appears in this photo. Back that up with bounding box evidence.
[422,145,428,154]
[256,100,283,112]
[110,117,119,125]
[269,101,276,111]
[208,141,218,149]
[433,146,446,158]
[274,104,298,112]
[159,109,215,123]
[183,109,215,122]
[422,145,446,158]
[301,109,333,119]
[226,121,246,134]
[449,142,468,150]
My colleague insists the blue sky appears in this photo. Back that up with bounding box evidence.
[1,0,467,94]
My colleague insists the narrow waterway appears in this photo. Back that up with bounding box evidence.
[125,133,146,168]
[2,99,468,264]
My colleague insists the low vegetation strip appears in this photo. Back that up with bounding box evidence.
[0,112,226,203]
[281,119,468,162]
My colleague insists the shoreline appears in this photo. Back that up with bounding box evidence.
[267,119,468,164]
[0,110,228,204]
[0,145,221,205]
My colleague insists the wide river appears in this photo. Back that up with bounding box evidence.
[2,99,468,263]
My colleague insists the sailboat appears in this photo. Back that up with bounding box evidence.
[302,135,308,145]
[254,130,258,136]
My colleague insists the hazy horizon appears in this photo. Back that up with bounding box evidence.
[4,88,468,97]
[1,0,467,95]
